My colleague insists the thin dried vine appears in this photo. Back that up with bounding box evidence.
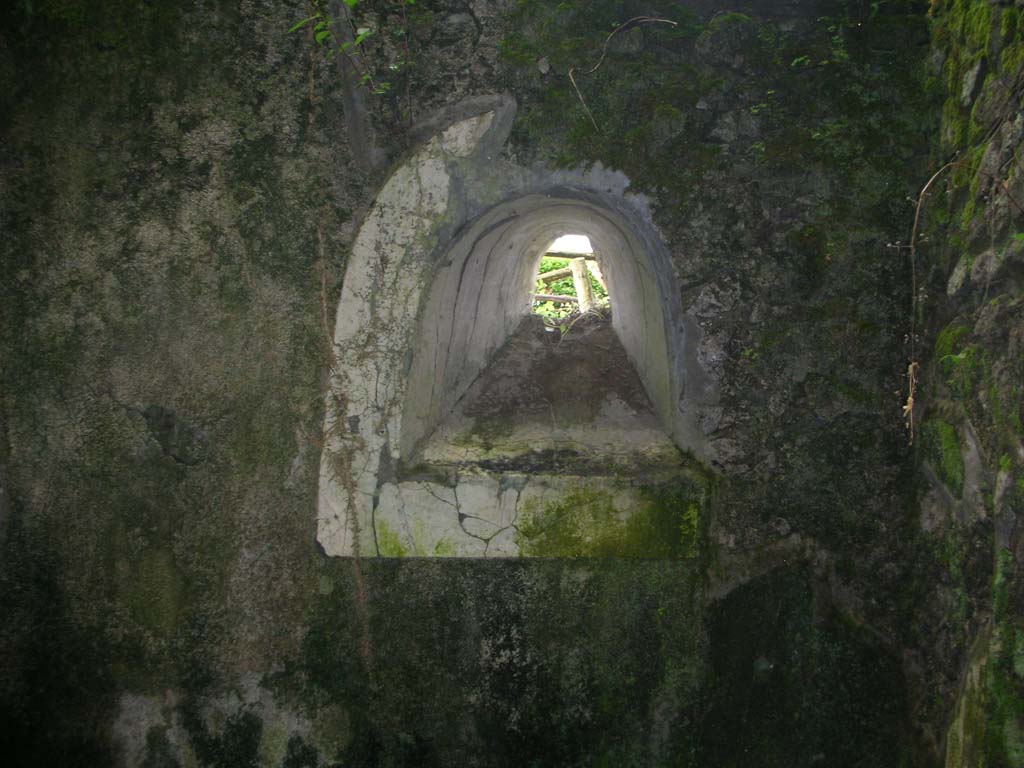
[316,220,375,674]
[902,160,960,444]
[569,16,678,131]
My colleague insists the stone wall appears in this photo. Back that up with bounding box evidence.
[0,0,996,765]
[917,2,1024,766]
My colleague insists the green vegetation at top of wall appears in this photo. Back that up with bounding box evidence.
[500,0,932,216]
[516,480,707,558]
[931,0,1024,159]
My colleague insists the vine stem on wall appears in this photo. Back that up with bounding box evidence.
[903,160,959,445]
[317,218,376,675]
[569,16,678,131]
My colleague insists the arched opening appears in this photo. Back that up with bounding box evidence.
[398,192,690,469]
[316,103,715,557]
[402,210,686,475]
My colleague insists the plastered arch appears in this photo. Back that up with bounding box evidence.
[317,96,715,557]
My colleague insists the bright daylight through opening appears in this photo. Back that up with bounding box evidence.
[531,234,610,319]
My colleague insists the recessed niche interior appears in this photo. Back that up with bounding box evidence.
[378,194,697,556]
[399,195,689,472]
[316,105,712,557]
[414,229,683,475]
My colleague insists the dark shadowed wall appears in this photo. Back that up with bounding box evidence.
[2,1,1019,766]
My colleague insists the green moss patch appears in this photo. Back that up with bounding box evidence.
[923,418,965,497]
[376,521,408,557]
[516,480,706,558]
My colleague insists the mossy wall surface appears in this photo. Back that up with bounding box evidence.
[918,2,1024,766]
[0,0,982,765]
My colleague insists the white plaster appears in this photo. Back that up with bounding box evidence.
[317,101,715,558]
[487,525,520,557]
[456,479,510,528]
[317,126,457,556]
[369,473,660,558]
[441,111,494,157]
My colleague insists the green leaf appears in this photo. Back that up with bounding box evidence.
[1013,232,1024,241]
[288,14,319,33]
[315,29,332,44]
[343,0,358,7]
